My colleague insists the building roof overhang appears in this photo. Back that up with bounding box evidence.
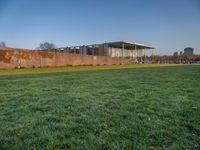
[107,41,155,50]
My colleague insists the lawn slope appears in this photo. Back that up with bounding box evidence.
[0,65,199,149]
[0,64,182,76]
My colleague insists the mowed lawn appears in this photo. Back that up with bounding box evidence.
[0,65,199,149]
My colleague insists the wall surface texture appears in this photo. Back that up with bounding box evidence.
[0,48,130,69]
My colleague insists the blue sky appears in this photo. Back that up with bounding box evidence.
[0,0,199,55]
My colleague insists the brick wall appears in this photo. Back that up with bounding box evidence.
[0,48,130,68]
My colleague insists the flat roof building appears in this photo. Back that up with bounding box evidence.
[63,41,155,59]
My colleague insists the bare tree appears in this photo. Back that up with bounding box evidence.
[36,42,56,50]
[0,41,6,47]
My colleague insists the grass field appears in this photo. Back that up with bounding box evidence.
[0,64,181,76]
[0,65,199,149]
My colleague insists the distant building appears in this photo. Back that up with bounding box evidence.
[184,47,194,55]
[173,52,178,56]
[63,41,154,59]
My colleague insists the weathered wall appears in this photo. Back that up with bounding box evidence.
[0,48,130,68]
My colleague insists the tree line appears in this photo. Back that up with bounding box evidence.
[140,54,200,64]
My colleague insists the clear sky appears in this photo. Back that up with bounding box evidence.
[0,0,199,55]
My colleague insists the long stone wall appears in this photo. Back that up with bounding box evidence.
[0,48,130,69]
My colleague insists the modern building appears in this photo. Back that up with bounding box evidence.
[63,41,154,60]
[173,52,178,56]
[184,47,194,55]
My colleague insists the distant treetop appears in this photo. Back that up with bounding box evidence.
[36,42,56,50]
[0,41,6,48]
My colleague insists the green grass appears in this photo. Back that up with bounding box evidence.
[0,64,182,76]
[0,65,199,149]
